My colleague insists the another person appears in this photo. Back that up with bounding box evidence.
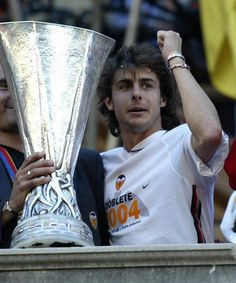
[220,138,236,242]
[223,138,236,189]
[0,65,109,248]
[98,30,228,245]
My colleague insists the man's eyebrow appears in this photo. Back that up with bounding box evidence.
[116,78,131,83]
[114,77,156,85]
[113,78,131,85]
[139,78,155,82]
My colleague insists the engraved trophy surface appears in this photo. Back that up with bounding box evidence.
[0,21,115,248]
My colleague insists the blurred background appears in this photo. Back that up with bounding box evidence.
[1,0,235,241]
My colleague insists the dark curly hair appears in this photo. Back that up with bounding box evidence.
[97,42,180,137]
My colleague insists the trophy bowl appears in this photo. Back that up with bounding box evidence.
[0,21,115,248]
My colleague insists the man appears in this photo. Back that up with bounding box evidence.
[98,30,229,245]
[0,65,109,248]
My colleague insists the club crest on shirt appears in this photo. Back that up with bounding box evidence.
[115,174,126,191]
[89,211,97,230]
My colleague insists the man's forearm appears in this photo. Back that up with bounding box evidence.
[170,57,223,163]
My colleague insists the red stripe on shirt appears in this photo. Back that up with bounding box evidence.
[191,185,206,243]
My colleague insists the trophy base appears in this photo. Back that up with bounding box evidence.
[10,214,94,248]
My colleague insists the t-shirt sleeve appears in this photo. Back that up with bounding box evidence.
[184,129,229,177]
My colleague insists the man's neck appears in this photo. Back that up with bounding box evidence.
[0,131,23,152]
[121,129,158,151]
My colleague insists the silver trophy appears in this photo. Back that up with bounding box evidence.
[0,21,115,248]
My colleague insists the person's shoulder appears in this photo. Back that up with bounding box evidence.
[76,147,103,173]
[100,147,123,158]
[161,124,191,147]
[78,147,102,163]
[170,123,189,132]
[79,147,100,157]
[163,123,190,137]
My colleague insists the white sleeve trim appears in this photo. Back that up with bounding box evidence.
[187,131,229,177]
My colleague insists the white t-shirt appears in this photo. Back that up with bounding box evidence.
[101,124,228,245]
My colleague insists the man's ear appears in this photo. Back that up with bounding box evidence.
[105,97,114,110]
[160,96,167,108]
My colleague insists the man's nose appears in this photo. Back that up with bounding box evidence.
[132,84,142,100]
[5,96,13,107]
